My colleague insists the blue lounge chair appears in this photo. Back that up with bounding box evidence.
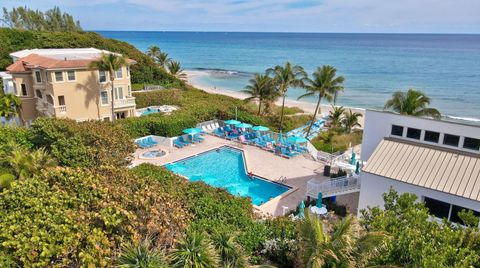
[136,139,149,149]
[292,144,308,153]
[214,128,225,137]
[280,147,298,158]
[194,134,205,141]
[173,139,185,148]
[147,136,158,146]
[178,136,192,145]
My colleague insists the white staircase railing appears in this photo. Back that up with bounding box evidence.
[306,175,361,198]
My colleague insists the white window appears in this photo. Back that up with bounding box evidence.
[35,71,42,83]
[115,68,123,79]
[100,91,109,105]
[35,90,43,99]
[114,87,124,100]
[54,71,63,82]
[99,71,106,82]
[126,66,130,77]
[58,95,65,106]
[67,70,76,81]
[21,84,27,96]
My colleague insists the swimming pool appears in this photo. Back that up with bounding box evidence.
[164,146,290,205]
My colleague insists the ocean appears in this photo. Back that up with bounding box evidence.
[97,31,480,121]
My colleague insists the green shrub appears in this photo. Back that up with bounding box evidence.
[0,126,33,149]
[30,118,135,167]
[0,166,190,267]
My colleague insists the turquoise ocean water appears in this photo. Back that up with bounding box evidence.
[98,31,480,121]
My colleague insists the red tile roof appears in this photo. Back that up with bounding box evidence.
[7,53,135,73]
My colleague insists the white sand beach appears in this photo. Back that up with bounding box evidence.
[185,70,366,126]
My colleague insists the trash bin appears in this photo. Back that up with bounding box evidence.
[323,165,331,176]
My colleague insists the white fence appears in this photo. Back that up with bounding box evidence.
[306,175,361,199]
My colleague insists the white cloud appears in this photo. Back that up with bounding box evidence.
[3,0,480,32]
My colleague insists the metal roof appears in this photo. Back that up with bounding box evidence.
[363,138,480,202]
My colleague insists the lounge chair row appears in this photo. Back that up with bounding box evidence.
[173,134,205,148]
[213,128,308,159]
[136,136,158,149]
[200,122,221,133]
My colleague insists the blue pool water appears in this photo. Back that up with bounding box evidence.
[141,107,161,116]
[164,146,289,205]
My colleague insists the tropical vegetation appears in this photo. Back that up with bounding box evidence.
[167,60,187,81]
[0,93,21,122]
[242,73,279,115]
[267,62,307,132]
[89,53,127,121]
[384,88,441,119]
[298,65,345,137]
[1,6,82,32]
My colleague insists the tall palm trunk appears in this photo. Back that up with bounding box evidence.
[110,77,115,122]
[257,97,262,115]
[306,95,322,138]
[279,94,286,132]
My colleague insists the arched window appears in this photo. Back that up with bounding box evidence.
[35,90,43,99]
[46,94,54,105]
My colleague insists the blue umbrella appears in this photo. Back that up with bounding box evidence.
[316,192,323,208]
[298,200,305,219]
[183,128,202,134]
[252,126,269,131]
[224,119,241,125]
[350,151,356,165]
[237,123,253,129]
[287,136,308,143]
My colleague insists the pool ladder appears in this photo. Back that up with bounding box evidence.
[277,176,287,184]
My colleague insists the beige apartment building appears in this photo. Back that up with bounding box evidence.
[6,48,136,125]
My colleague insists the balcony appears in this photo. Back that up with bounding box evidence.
[56,105,67,113]
[114,97,136,109]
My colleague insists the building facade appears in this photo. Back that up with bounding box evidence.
[6,48,136,125]
[358,110,480,225]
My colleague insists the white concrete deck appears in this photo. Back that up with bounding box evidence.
[132,135,329,217]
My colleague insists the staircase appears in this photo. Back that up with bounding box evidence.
[306,175,361,199]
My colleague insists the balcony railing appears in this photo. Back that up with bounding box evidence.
[306,175,361,199]
[56,105,67,113]
[114,97,136,108]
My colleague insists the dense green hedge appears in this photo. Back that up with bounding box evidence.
[0,27,180,86]
[30,118,135,167]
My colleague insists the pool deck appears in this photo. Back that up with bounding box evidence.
[132,135,329,217]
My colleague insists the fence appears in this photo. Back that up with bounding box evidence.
[306,175,361,199]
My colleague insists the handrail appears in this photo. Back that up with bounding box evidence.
[306,175,361,198]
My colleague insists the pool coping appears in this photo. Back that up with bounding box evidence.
[162,145,299,211]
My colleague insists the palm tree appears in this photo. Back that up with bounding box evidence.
[0,93,21,121]
[328,105,345,129]
[89,53,127,121]
[384,88,441,119]
[298,65,344,138]
[0,141,56,180]
[267,62,306,131]
[156,51,170,69]
[169,231,220,268]
[167,61,187,81]
[146,45,161,60]
[117,238,168,268]
[342,109,363,133]
[211,231,247,267]
[298,212,386,268]
[242,74,276,115]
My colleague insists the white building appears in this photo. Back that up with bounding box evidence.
[0,71,21,126]
[358,110,480,225]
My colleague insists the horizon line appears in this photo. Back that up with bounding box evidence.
[90,29,480,35]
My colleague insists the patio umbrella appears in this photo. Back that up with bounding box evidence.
[316,192,323,208]
[236,123,253,129]
[224,119,241,125]
[252,126,269,131]
[287,136,308,143]
[298,200,305,219]
[355,161,360,175]
[183,128,202,135]
[350,151,356,165]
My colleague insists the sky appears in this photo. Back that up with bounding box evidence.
[2,0,480,33]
